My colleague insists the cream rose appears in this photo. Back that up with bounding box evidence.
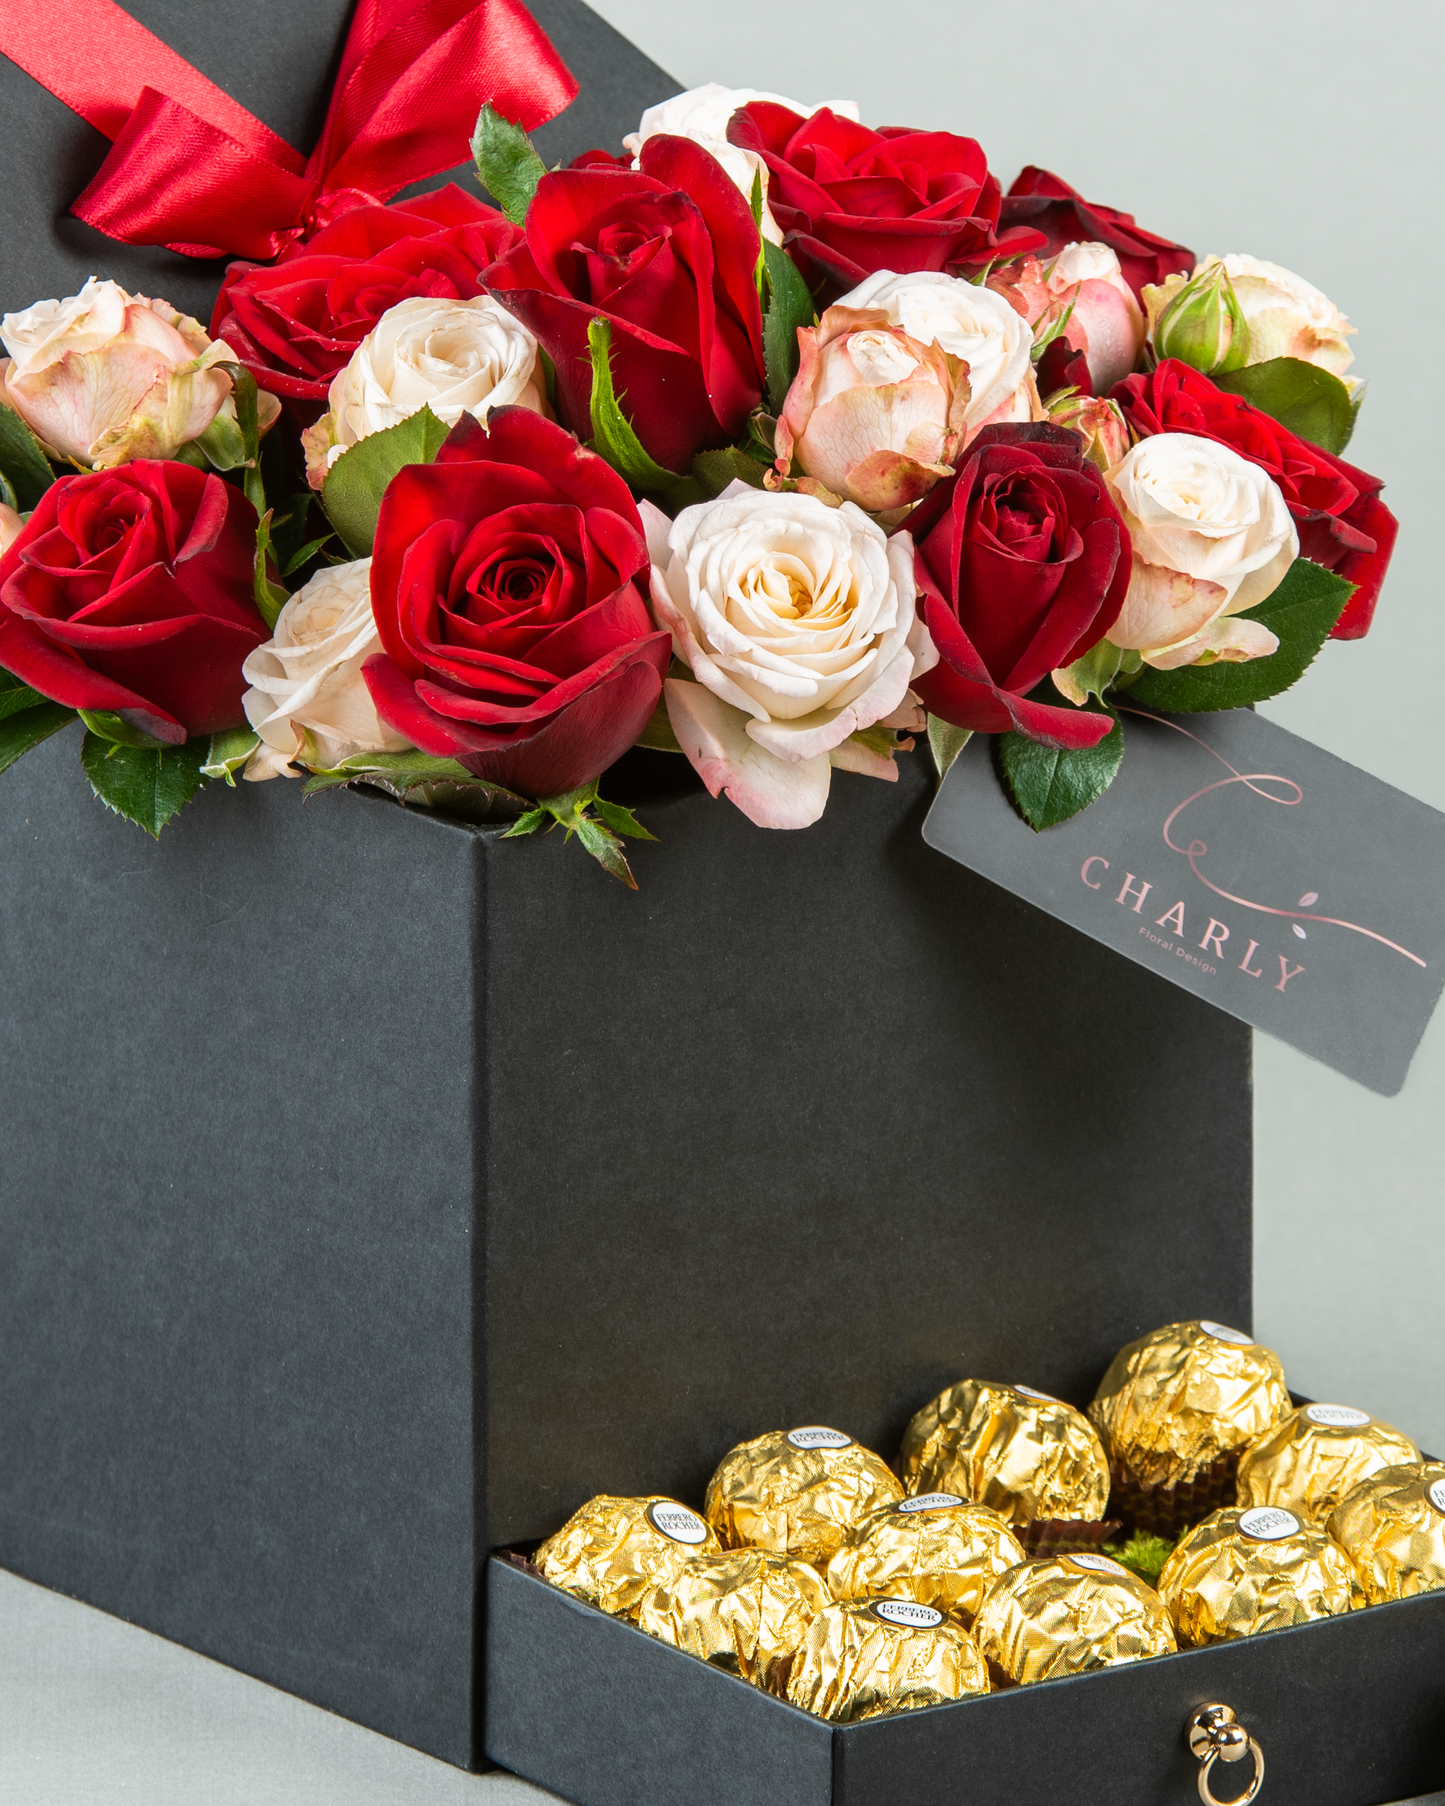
[1103,433,1298,669]
[623,84,860,244]
[0,504,23,555]
[0,277,276,469]
[642,483,935,829]
[833,271,1040,437]
[241,558,411,779]
[301,295,547,488]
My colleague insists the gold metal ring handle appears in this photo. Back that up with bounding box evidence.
[1188,1703,1264,1806]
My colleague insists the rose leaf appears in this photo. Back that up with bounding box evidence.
[0,400,55,510]
[321,406,450,559]
[634,696,685,753]
[202,727,261,786]
[592,795,658,842]
[926,715,972,781]
[1213,357,1357,455]
[1125,557,1353,713]
[80,732,206,837]
[471,103,548,225]
[585,317,691,497]
[691,447,770,499]
[0,666,47,725]
[997,711,1124,831]
[1053,637,1126,708]
[0,700,76,775]
[761,240,816,415]
[302,750,531,823]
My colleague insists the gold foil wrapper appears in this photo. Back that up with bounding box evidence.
[900,1380,1110,1524]
[1328,1462,1445,1605]
[1237,1403,1420,1527]
[535,1495,719,1619]
[637,1547,829,1687]
[824,1493,1027,1623]
[705,1427,903,1566]
[972,1552,1176,1686]
[1090,1320,1290,1490]
[784,1598,989,1721]
[1157,1503,1366,1644]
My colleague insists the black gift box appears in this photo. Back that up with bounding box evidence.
[0,5,1439,1802]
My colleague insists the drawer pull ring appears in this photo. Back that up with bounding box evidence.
[1188,1703,1264,1806]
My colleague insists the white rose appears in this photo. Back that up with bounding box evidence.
[302,295,547,488]
[642,483,936,829]
[1198,254,1355,382]
[833,271,1040,435]
[623,83,860,245]
[241,558,411,779]
[1103,433,1298,670]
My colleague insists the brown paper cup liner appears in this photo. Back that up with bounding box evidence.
[1016,1517,1122,1557]
[1107,1450,1241,1540]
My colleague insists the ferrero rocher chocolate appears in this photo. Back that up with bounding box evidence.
[1157,1504,1366,1644]
[971,1553,1176,1685]
[1328,1462,1445,1604]
[1089,1320,1290,1490]
[824,1493,1027,1623]
[1237,1403,1420,1527]
[535,1495,719,1619]
[636,1547,829,1686]
[900,1380,1109,1525]
[705,1427,903,1566]
[783,1598,989,1721]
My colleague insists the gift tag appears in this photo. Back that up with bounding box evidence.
[923,709,1445,1095]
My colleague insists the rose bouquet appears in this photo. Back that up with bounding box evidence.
[0,73,1397,880]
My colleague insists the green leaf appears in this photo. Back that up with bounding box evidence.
[1213,356,1357,455]
[499,806,549,837]
[321,406,450,558]
[252,508,290,630]
[1052,637,1127,708]
[1124,557,1353,713]
[212,364,265,515]
[281,533,334,578]
[998,711,1124,830]
[593,795,658,841]
[586,317,685,492]
[496,777,651,886]
[0,469,17,511]
[77,708,171,748]
[0,666,46,724]
[0,400,55,509]
[761,239,815,415]
[80,732,205,836]
[691,446,770,498]
[303,748,530,823]
[926,714,972,780]
[0,701,75,774]
[471,102,547,225]
[202,726,260,785]
[573,813,638,887]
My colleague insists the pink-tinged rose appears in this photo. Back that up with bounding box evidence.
[996,243,1144,394]
[0,505,23,555]
[774,307,966,511]
[0,278,276,470]
[1046,390,1131,472]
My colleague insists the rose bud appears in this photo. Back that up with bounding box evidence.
[1144,262,1251,377]
[997,243,1145,394]
[0,278,278,471]
[1153,255,1356,384]
[300,295,548,489]
[1100,432,1298,670]
[1046,392,1131,472]
[241,558,412,779]
[908,423,1130,748]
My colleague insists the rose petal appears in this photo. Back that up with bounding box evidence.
[663,675,831,828]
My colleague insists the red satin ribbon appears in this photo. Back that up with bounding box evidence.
[0,0,577,259]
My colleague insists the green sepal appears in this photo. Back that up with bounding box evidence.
[252,509,291,630]
[1213,356,1358,455]
[634,697,684,753]
[691,446,770,498]
[303,748,530,823]
[1124,557,1353,714]
[77,709,172,749]
[268,488,333,578]
[471,102,547,225]
[80,732,206,837]
[593,795,658,841]
[997,710,1124,830]
[321,405,450,559]
[0,666,46,724]
[586,317,687,493]
[761,239,815,415]
[0,400,55,510]
[498,777,654,887]
[1052,637,1129,708]
[213,363,265,517]
[202,726,261,785]
[0,700,76,775]
[926,714,972,780]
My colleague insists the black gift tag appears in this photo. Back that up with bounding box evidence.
[923,708,1445,1096]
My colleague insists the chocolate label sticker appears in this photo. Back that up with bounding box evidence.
[1428,1478,1445,1515]
[1201,1321,1254,1346]
[870,1599,944,1629]
[645,1501,709,1545]
[898,1492,965,1513]
[787,1426,853,1450]
[1239,1506,1301,1541]
[1068,1553,1126,1575]
[1304,1403,1371,1428]
[922,709,1445,1096]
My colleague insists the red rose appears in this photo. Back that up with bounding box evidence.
[210,188,521,402]
[1000,168,1194,300]
[908,424,1129,748]
[0,462,266,742]
[364,408,671,799]
[726,104,1045,293]
[485,138,765,474]
[1112,359,1399,638]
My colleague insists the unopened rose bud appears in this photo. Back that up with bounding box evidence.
[1046,392,1130,471]
[1146,263,1251,376]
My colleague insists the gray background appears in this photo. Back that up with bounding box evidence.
[3,0,1441,1800]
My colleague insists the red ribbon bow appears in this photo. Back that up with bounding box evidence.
[0,0,577,260]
